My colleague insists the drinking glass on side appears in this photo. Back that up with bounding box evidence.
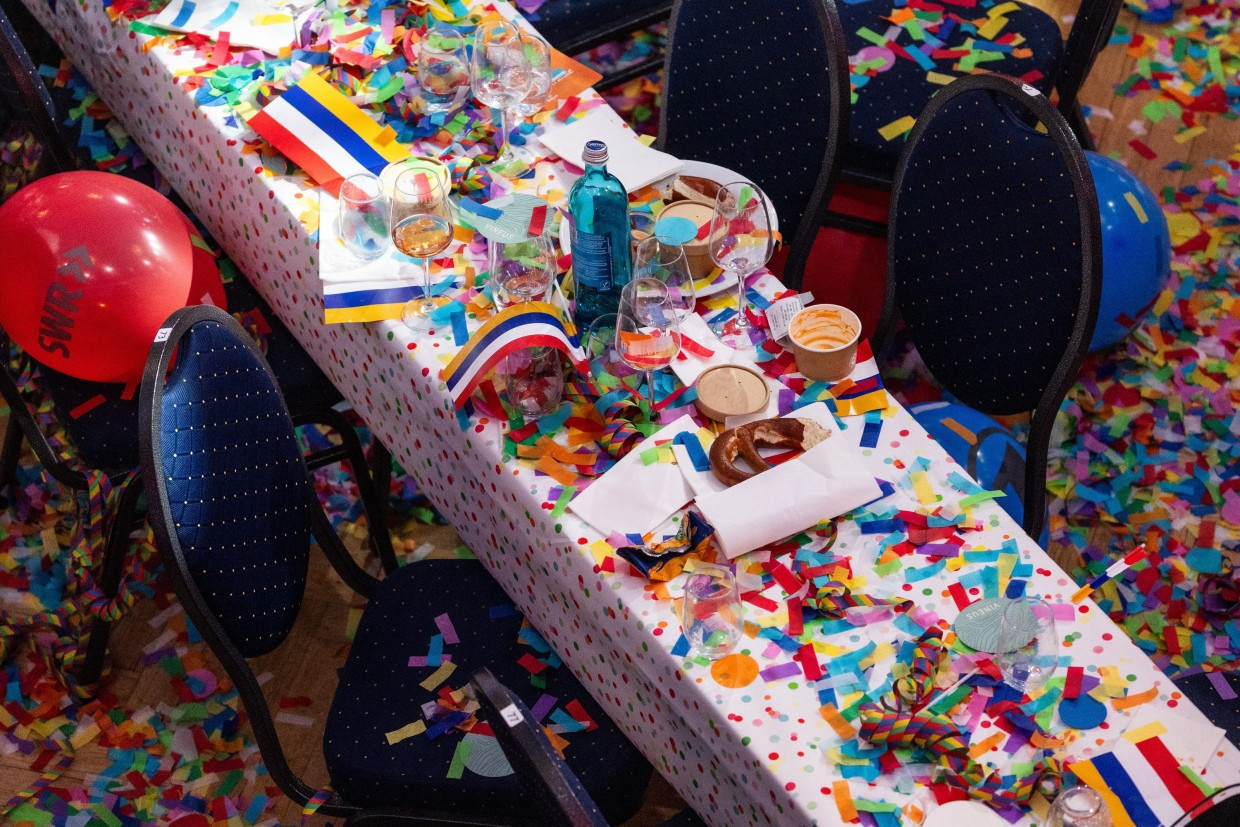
[392,169,455,331]
[417,26,470,114]
[1047,785,1111,827]
[996,596,1058,694]
[680,563,742,660]
[490,232,557,308]
[337,172,388,260]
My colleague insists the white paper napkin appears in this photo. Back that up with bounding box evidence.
[684,402,884,558]
[149,0,293,53]
[568,416,699,537]
[539,108,684,193]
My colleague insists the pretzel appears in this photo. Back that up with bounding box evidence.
[708,417,831,486]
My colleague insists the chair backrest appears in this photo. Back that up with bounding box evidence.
[886,73,1100,418]
[0,4,78,175]
[140,304,315,659]
[656,0,848,289]
[470,667,609,827]
[1055,0,1124,123]
[886,74,1101,542]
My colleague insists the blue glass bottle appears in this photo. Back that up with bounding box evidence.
[568,140,632,328]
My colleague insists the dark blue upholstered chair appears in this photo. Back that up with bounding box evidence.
[839,0,1122,190]
[655,0,849,291]
[529,0,672,88]
[883,73,1102,544]
[139,306,653,826]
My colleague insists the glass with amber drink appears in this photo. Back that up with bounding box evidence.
[392,168,454,331]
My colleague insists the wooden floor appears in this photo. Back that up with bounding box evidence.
[2,0,1236,823]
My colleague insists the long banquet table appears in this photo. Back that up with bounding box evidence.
[20,0,1240,823]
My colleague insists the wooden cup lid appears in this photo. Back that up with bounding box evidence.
[693,364,770,422]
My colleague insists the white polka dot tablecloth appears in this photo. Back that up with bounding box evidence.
[20,0,1239,823]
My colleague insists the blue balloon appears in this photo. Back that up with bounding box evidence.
[908,400,1049,547]
[1085,151,1171,351]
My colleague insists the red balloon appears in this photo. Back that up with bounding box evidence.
[181,216,228,311]
[0,172,194,383]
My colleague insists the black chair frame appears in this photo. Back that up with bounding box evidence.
[882,73,1102,542]
[550,2,673,89]
[656,0,850,291]
[0,335,141,687]
[140,305,552,825]
[0,2,79,175]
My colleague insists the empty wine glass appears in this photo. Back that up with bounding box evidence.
[996,596,1058,694]
[471,20,529,174]
[633,234,696,322]
[417,26,470,114]
[508,32,552,146]
[490,232,557,308]
[708,181,775,350]
[392,169,455,331]
[616,278,681,412]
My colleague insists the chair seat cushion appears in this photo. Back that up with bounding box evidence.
[528,0,672,52]
[840,0,1063,178]
[324,559,652,824]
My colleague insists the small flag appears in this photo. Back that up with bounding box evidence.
[441,302,587,409]
[249,72,409,195]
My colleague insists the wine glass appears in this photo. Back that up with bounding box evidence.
[708,181,775,350]
[996,596,1058,694]
[417,26,470,114]
[616,278,681,412]
[471,20,530,174]
[633,234,696,322]
[392,168,454,331]
[489,232,557,308]
[508,32,552,143]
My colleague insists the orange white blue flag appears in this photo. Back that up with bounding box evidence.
[441,302,587,409]
[249,72,409,195]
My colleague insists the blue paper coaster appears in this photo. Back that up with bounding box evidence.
[1058,693,1108,729]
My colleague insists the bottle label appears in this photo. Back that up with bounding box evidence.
[572,230,614,290]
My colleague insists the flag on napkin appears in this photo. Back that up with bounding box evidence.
[1069,734,1211,827]
[249,72,409,195]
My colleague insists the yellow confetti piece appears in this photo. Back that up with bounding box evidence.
[1173,125,1207,144]
[69,719,101,751]
[1122,191,1149,224]
[878,115,917,141]
[253,12,292,23]
[419,661,457,691]
[925,71,956,85]
[909,471,938,505]
[385,720,426,745]
[587,539,613,566]
[1123,720,1167,744]
[1111,685,1160,710]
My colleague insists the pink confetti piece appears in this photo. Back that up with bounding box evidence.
[434,612,460,644]
[1207,672,1237,700]
[408,654,453,667]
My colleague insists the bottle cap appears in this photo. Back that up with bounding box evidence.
[582,140,608,165]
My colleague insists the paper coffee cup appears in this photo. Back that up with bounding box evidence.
[788,304,861,382]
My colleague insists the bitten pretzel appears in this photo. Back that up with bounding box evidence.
[708,417,831,486]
